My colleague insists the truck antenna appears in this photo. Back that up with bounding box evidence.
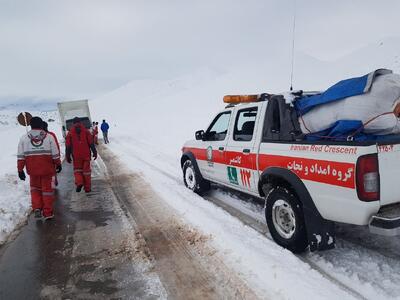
[290,0,297,91]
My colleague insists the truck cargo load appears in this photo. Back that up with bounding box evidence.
[57,99,91,138]
[294,69,400,140]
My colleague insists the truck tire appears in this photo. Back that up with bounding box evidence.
[183,160,210,194]
[265,187,308,253]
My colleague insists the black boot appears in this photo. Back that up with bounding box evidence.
[76,185,83,192]
[34,209,42,219]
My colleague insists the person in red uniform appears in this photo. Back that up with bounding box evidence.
[42,121,61,187]
[17,116,62,220]
[42,121,60,152]
[66,117,97,193]
[91,121,99,145]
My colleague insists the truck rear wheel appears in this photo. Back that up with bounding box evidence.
[183,160,210,194]
[265,187,308,253]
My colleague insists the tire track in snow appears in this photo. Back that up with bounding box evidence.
[107,140,367,299]
[100,146,260,300]
[202,194,366,300]
[108,139,400,298]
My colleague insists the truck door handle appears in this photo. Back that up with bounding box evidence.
[243,149,250,154]
[218,147,225,151]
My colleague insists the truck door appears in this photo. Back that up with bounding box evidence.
[225,106,259,192]
[201,110,232,183]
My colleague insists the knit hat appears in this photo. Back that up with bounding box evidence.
[30,117,43,129]
[42,121,49,132]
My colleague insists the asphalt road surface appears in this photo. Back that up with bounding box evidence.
[0,147,257,300]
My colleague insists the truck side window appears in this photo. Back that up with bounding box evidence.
[234,107,258,141]
[205,111,231,141]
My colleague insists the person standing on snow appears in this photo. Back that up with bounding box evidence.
[17,116,62,220]
[95,122,99,144]
[42,121,60,187]
[91,121,99,145]
[42,121,60,154]
[66,117,97,193]
[101,119,110,144]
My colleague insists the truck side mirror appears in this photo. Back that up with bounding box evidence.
[195,130,204,140]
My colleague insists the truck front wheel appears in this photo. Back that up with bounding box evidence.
[183,160,210,194]
[265,187,308,253]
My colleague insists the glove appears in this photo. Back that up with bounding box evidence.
[56,165,62,173]
[93,151,98,160]
[18,171,26,181]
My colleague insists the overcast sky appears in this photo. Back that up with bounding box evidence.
[1,0,399,101]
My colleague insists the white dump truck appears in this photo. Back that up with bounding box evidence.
[57,99,91,138]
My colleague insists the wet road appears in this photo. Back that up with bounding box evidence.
[0,150,256,300]
[0,162,74,299]
[0,158,166,299]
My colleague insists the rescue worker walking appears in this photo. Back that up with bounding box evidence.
[17,116,62,220]
[91,121,99,145]
[95,122,99,144]
[101,119,110,144]
[66,117,97,193]
[42,121,60,152]
[42,121,60,186]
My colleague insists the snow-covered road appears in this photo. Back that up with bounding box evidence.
[102,135,400,300]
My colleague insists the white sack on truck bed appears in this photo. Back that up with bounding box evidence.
[297,71,400,136]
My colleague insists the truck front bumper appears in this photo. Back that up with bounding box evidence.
[369,203,400,236]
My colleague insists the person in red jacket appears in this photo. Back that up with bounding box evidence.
[66,117,97,193]
[17,116,62,220]
[91,121,99,145]
[42,121,60,152]
[42,121,61,187]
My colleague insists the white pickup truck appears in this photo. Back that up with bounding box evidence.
[181,94,400,253]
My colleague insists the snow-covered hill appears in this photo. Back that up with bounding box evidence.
[92,37,400,159]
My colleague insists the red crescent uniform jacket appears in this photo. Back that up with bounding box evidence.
[66,123,94,160]
[17,129,61,176]
[48,131,60,153]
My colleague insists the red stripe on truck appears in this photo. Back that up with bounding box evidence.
[225,150,257,170]
[258,154,355,189]
[186,147,226,164]
[183,147,355,189]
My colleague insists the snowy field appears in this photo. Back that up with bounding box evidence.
[0,108,60,244]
